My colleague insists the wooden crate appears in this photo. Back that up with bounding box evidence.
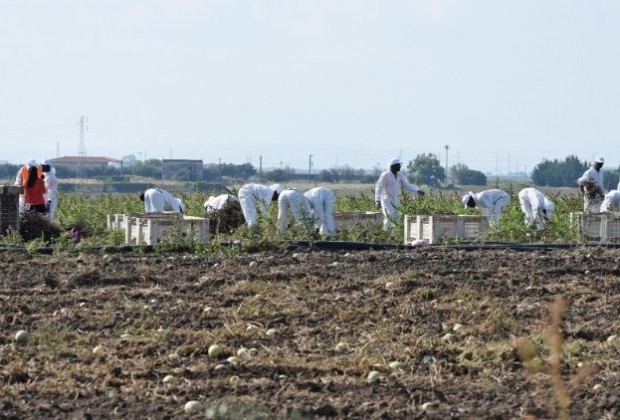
[335,212,383,230]
[570,212,620,242]
[404,214,488,245]
[109,213,209,245]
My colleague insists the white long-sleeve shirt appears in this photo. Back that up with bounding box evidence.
[577,166,605,194]
[374,170,419,208]
[518,187,555,221]
[601,191,620,212]
[144,188,184,213]
[304,187,335,214]
[204,194,238,212]
[238,184,276,216]
[277,188,312,233]
[304,187,336,235]
[469,189,510,223]
[43,169,58,202]
[471,189,510,210]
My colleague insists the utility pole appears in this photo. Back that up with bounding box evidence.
[308,154,313,185]
[444,145,449,186]
[259,155,263,182]
[507,154,511,175]
[77,116,87,189]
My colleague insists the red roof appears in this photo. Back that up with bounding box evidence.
[50,156,121,164]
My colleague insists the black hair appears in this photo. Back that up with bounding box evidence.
[139,192,145,202]
[41,164,51,173]
[26,166,38,188]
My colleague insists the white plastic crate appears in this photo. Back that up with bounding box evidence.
[569,212,620,242]
[107,213,128,231]
[335,211,383,230]
[107,212,189,232]
[404,214,488,245]
[108,213,209,245]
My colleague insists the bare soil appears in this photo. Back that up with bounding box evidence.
[2,246,620,419]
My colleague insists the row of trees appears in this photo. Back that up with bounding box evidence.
[406,153,620,188]
[1,154,616,187]
[531,155,619,190]
[405,153,487,186]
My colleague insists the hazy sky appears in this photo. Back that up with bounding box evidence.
[2,1,619,174]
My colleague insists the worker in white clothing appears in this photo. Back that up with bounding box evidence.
[518,187,555,230]
[277,188,312,234]
[304,187,336,235]
[140,188,185,213]
[462,189,510,224]
[375,158,424,230]
[600,190,620,212]
[238,183,283,227]
[204,194,239,213]
[577,157,605,213]
[40,159,59,221]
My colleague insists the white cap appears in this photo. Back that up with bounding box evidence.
[389,158,401,166]
[28,159,37,167]
[41,159,50,166]
[595,157,605,163]
[270,183,284,195]
[462,192,474,208]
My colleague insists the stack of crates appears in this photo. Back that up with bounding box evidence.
[0,186,21,236]
[570,212,620,242]
[108,212,209,245]
[404,214,488,245]
[334,211,383,230]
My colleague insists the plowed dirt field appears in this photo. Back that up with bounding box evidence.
[1,246,620,419]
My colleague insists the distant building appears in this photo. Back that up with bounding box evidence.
[50,156,122,168]
[162,159,204,181]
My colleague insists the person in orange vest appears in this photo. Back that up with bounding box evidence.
[14,160,41,213]
[22,164,47,213]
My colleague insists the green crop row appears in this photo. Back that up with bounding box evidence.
[0,188,593,252]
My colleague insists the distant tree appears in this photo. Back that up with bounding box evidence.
[203,162,257,181]
[407,153,446,187]
[450,163,487,185]
[223,163,256,180]
[51,164,120,179]
[265,166,295,182]
[133,159,163,179]
[85,165,121,178]
[339,165,364,183]
[318,168,339,183]
[0,163,21,181]
[122,154,138,167]
[604,167,620,191]
[316,166,365,183]
[531,155,588,187]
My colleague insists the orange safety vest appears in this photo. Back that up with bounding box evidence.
[21,165,42,181]
[19,165,43,197]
